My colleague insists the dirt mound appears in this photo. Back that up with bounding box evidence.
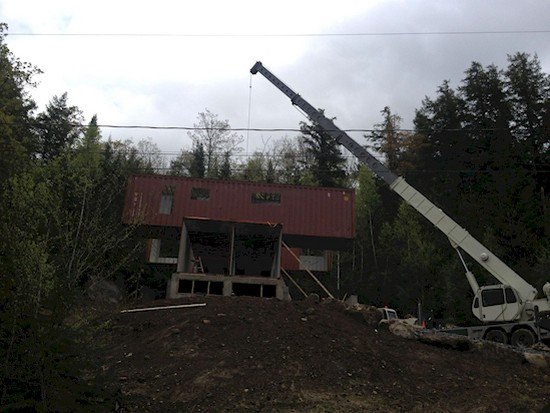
[92,297,550,412]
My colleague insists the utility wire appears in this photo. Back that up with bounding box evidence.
[6,30,550,38]
[0,120,529,134]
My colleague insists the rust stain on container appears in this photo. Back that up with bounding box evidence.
[123,174,355,240]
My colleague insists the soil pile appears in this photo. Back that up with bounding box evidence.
[93,296,550,412]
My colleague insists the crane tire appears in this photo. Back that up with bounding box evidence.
[510,328,535,348]
[484,329,508,344]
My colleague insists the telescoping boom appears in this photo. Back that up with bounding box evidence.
[250,61,550,330]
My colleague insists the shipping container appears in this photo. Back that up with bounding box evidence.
[123,174,355,243]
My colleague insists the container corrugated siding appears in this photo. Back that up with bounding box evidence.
[280,249,333,272]
[281,248,300,271]
[123,174,355,239]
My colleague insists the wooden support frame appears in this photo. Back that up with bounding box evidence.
[282,241,334,299]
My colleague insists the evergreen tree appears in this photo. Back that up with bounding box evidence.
[299,110,348,188]
[218,151,231,179]
[0,23,40,183]
[370,107,407,172]
[412,80,468,214]
[505,53,549,237]
[265,158,276,183]
[36,93,83,161]
[190,142,206,178]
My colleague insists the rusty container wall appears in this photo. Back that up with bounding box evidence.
[123,174,355,240]
[280,248,333,272]
[281,247,301,271]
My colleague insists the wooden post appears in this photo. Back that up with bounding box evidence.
[281,268,308,298]
[229,224,236,275]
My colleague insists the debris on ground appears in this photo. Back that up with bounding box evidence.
[91,296,550,412]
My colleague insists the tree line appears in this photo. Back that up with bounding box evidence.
[0,19,549,409]
[167,54,549,324]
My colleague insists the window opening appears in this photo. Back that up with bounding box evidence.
[191,187,210,200]
[251,192,281,204]
[178,279,193,293]
[482,289,504,307]
[159,186,175,214]
[194,280,208,294]
[505,288,518,304]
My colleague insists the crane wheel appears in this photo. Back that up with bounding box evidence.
[510,328,535,348]
[484,329,508,344]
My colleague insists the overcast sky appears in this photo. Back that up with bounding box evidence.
[2,0,550,158]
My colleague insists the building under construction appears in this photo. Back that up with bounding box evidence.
[122,174,355,300]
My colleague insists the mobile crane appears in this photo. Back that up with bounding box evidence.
[250,61,550,346]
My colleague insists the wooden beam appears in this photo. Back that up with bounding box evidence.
[282,241,334,299]
[121,303,206,313]
[281,268,308,298]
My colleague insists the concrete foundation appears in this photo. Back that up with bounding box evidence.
[167,273,290,300]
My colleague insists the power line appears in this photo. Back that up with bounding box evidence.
[0,120,529,134]
[6,30,550,38]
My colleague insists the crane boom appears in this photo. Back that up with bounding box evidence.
[250,61,539,302]
[250,62,398,186]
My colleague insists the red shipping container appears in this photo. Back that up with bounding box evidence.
[123,174,355,242]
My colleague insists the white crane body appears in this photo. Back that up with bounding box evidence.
[251,61,550,345]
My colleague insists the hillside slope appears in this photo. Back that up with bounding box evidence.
[94,297,549,412]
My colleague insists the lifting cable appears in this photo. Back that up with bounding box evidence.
[246,73,253,157]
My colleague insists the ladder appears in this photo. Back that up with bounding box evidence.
[194,256,205,273]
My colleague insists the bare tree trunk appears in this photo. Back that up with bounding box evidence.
[68,187,87,287]
[368,209,378,270]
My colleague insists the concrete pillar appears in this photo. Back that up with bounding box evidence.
[271,228,282,278]
[223,280,232,297]
[177,221,192,273]
[276,282,284,300]
[167,274,180,298]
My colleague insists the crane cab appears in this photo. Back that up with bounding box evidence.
[472,285,522,323]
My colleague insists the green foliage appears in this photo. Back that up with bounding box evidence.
[0,132,145,408]
[299,111,348,188]
[170,142,207,178]
[35,93,83,161]
[370,107,408,172]
[410,53,548,272]
[344,54,548,321]
[0,23,41,184]
[240,151,268,181]
[354,166,381,273]
[270,137,308,185]
[378,203,444,307]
